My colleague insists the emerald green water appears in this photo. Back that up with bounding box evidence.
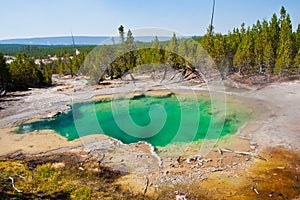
[17,95,250,147]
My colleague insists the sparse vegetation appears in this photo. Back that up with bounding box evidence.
[0,154,152,199]
[1,147,298,199]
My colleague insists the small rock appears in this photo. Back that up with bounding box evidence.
[52,162,65,168]
[196,155,203,161]
[186,157,194,164]
[79,167,84,171]
[186,158,194,164]
[250,145,256,150]
[176,195,187,200]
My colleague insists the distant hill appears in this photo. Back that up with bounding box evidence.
[0,36,176,46]
[0,36,109,45]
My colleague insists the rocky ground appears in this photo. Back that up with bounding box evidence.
[0,75,299,199]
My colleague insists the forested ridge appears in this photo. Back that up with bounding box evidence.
[0,6,299,92]
[0,44,95,58]
[82,6,300,83]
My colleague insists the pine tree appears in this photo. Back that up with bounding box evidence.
[279,6,287,26]
[0,53,10,86]
[63,53,73,76]
[213,33,227,71]
[113,25,126,79]
[269,13,280,69]
[57,56,63,74]
[201,25,215,57]
[295,24,300,53]
[240,23,246,36]
[227,29,241,72]
[293,49,300,74]
[233,28,255,74]
[264,41,275,74]
[124,29,136,71]
[252,20,262,35]
[166,32,178,53]
[9,53,49,90]
[118,25,125,44]
[275,13,294,75]
[165,32,179,67]
[151,36,160,49]
[125,29,135,51]
[178,39,188,57]
[255,20,269,72]
[186,39,198,62]
[151,36,164,65]
[178,39,189,68]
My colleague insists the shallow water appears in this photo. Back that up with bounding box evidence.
[17,95,251,147]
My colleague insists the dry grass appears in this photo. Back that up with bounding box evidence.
[0,154,151,200]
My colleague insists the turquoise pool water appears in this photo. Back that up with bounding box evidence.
[17,95,250,147]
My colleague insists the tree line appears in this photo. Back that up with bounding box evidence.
[1,6,299,91]
[0,53,51,91]
[0,52,86,91]
[84,6,300,84]
[199,6,300,77]
[82,26,206,84]
[0,44,95,58]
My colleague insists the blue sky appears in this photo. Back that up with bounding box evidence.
[1,0,299,40]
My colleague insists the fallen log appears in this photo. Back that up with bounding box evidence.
[218,148,267,161]
[252,186,259,195]
[233,151,267,161]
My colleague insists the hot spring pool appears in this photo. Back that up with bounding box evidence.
[17,94,251,147]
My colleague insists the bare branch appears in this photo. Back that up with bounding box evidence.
[9,176,23,193]
[143,176,149,195]
[217,148,267,161]
[252,186,259,195]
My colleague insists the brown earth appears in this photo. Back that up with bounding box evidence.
[0,76,299,199]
